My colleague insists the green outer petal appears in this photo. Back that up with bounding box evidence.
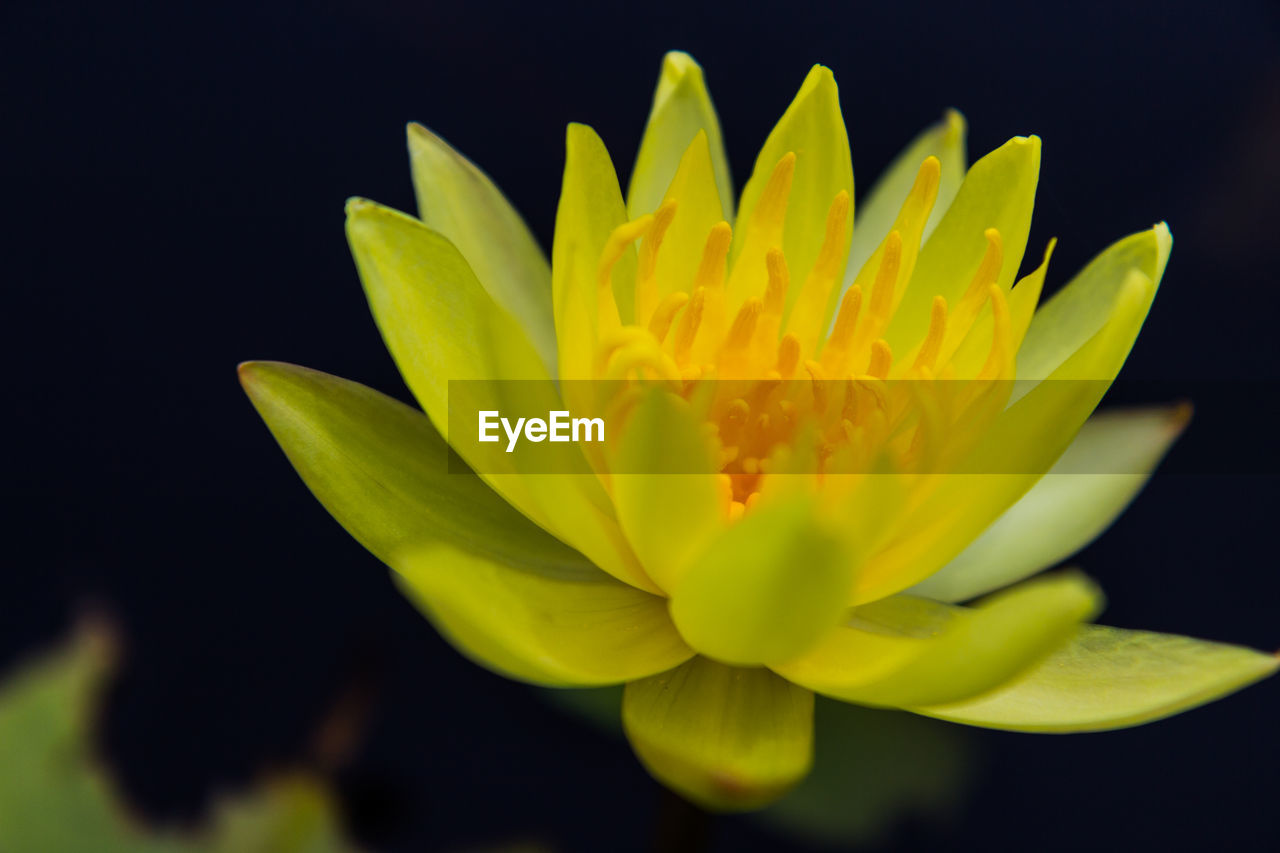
[1015,223,1172,392]
[610,389,722,592]
[238,361,582,571]
[627,51,733,221]
[406,123,557,374]
[847,109,966,286]
[623,658,814,812]
[729,64,853,314]
[669,498,853,666]
[885,136,1040,355]
[777,573,1101,708]
[394,543,693,688]
[915,625,1279,732]
[346,198,654,592]
[908,405,1189,603]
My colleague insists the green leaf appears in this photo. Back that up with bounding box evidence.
[627,51,733,221]
[623,658,814,811]
[909,405,1189,602]
[668,498,852,666]
[407,123,557,373]
[0,625,358,853]
[776,572,1101,708]
[756,698,973,846]
[848,109,966,281]
[394,542,693,687]
[917,625,1278,731]
[239,361,584,572]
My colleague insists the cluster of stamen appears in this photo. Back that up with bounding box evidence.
[594,153,1017,519]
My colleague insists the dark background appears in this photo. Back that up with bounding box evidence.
[4,0,1279,850]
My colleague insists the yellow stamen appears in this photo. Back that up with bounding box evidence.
[726,298,763,352]
[912,295,949,372]
[754,152,797,232]
[597,214,654,333]
[977,284,1013,381]
[820,284,863,377]
[867,339,893,379]
[694,221,733,290]
[673,287,706,364]
[786,191,852,354]
[777,333,801,377]
[647,291,690,343]
[635,200,678,324]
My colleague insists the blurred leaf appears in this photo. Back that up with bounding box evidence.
[0,622,360,853]
[757,697,973,846]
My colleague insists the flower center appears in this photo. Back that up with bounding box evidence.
[593,154,1017,517]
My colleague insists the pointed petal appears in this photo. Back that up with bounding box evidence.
[853,268,1159,602]
[610,389,723,592]
[848,109,966,279]
[407,124,557,373]
[1015,223,1172,392]
[345,200,654,592]
[776,573,1101,708]
[669,498,853,666]
[916,625,1278,731]
[886,136,1040,356]
[729,65,853,316]
[394,543,693,687]
[238,361,580,569]
[909,405,1189,602]
[553,123,634,375]
[623,658,814,811]
[628,51,733,220]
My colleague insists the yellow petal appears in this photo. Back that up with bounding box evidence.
[609,389,723,592]
[669,498,853,666]
[847,109,966,281]
[908,405,1189,602]
[406,123,557,373]
[729,65,853,318]
[853,268,1157,603]
[885,136,1040,356]
[553,123,634,377]
[346,198,654,592]
[775,572,1101,708]
[623,658,814,811]
[640,131,728,316]
[1015,223,1172,392]
[628,51,733,221]
[916,625,1279,731]
[394,543,693,687]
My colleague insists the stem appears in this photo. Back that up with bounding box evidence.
[651,787,714,853]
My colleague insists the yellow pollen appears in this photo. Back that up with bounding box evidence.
[867,339,893,379]
[804,360,829,412]
[912,295,949,372]
[635,199,678,324]
[777,334,801,377]
[827,284,863,352]
[647,291,690,343]
[869,230,903,323]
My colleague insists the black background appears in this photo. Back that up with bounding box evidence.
[4,1,1279,850]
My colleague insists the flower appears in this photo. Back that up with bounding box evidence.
[239,52,1277,812]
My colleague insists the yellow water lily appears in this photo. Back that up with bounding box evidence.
[240,52,1276,811]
